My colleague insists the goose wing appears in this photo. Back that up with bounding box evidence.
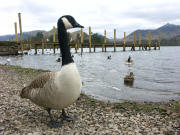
[28,72,52,89]
[20,71,55,99]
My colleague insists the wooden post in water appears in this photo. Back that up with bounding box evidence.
[154,42,157,50]
[148,32,151,50]
[35,44,37,55]
[53,26,56,54]
[132,31,136,51]
[158,32,161,50]
[123,32,126,51]
[94,45,96,52]
[42,40,44,54]
[139,33,141,50]
[103,30,106,52]
[53,26,56,42]
[29,39,32,50]
[53,45,56,54]
[18,13,24,55]
[81,28,83,55]
[114,29,116,52]
[14,22,18,42]
[89,27,91,53]
[75,43,77,53]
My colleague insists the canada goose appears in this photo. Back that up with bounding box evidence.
[20,15,84,128]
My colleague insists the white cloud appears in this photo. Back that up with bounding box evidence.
[0,0,180,38]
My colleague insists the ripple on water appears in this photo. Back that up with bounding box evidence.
[0,47,180,102]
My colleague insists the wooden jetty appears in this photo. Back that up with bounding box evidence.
[0,41,18,55]
[15,27,161,55]
[0,13,161,55]
[0,27,161,55]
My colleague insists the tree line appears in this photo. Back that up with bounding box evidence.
[29,32,106,43]
[29,32,180,46]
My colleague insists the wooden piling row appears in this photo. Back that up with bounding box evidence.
[13,12,161,54]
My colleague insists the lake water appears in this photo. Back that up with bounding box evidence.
[1,47,180,102]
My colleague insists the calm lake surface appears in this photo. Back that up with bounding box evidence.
[1,46,180,102]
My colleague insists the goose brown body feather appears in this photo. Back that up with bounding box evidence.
[20,63,82,110]
[29,72,52,89]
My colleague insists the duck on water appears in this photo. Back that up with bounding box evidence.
[20,15,84,128]
[125,55,133,65]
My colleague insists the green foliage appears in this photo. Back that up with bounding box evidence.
[77,33,81,42]
[91,33,104,43]
[48,32,71,43]
[31,32,44,41]
[75,32,104,43]
[48,34,58,42]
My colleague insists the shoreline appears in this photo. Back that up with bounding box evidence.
[0,64,180,134]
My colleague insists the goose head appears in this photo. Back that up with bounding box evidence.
[59,15,84,30]
[57,15,83,66]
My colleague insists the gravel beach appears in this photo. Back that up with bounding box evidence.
[0,64,180,135]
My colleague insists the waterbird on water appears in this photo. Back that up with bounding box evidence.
[107,55,111,60]
[128,56,131,63]
[20,15,84,128]
[56,57,61,62]
[125,55,133,65]
[5,58,11,65]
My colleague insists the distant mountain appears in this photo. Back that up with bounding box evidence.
[126,23,180,41]
[161,34,180,46]
[0,30,45,41]
[1,23,180,45]
[0,28,89,42]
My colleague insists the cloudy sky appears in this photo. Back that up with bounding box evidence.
[0,0,180,38]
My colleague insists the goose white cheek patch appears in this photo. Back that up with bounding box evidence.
[62,17,73,29]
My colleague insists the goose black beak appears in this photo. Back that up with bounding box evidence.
[74,22,84,28]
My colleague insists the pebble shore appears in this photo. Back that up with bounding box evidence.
[0,65,180,135]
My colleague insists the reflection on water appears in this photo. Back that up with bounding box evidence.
[1,47,180,102]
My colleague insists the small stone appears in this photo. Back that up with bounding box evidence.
[0,126,5,131]
[32,132,41,135]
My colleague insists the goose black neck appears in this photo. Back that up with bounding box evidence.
[58,22,73,66]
